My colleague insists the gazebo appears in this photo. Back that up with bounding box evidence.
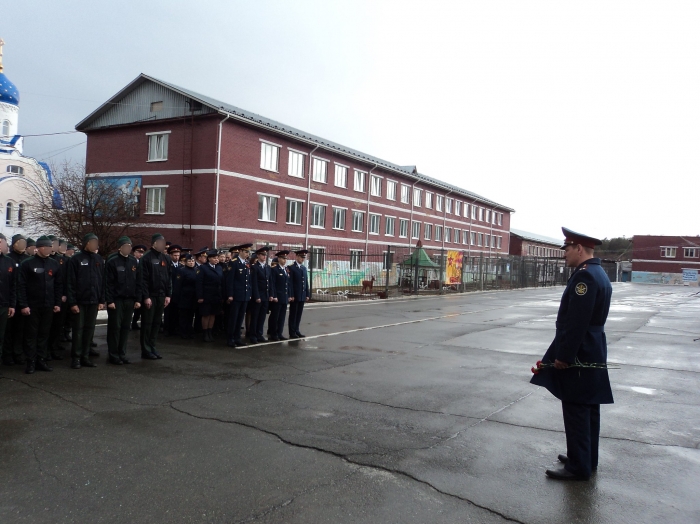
[400,242,441,292]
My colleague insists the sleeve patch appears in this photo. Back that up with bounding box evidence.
[575,282,588,296]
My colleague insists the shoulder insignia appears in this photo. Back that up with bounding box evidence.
[575,282,588,296]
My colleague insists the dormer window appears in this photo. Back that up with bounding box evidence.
[150,101,164,112]
[6,165,23,175]
[1,120,9,136]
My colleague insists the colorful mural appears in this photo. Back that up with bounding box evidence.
[445,250,463,284]
[309,261,398,291]
[631,271,696,286]
[86,175,141,217]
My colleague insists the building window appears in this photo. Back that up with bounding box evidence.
[17,203,24,226]
[413,188,422,207]
[386,180,397,201]
[491,235,496,248]
[462,230,468,245]
[684,248,699,258]
[436,195,444,212]
[5,202,13,226]
[445,227,451,243]
[477,233,483,247]
[333,207,346,230]
[454,228,460,243]
[446,198,453,214]
[660,247,677,258]
[258,194,278,222]
[370,175,382,197]
[424,223,432,240]
[335,165,347,188]
[455,201,461,216]
[411,221,421,239]
[425,192,433,209]
[352,211,364,232]
[485,234,490,247]
[6,165,23,175]
[471,205,477,220]
[350,250,362,270]
[1,120,10,136]
[312,158,328,183]
[288,150,304,178]
[400,184,410,204]
[382,251,394,270]
[310,248,325,270]
[150,101,163,112]
[147,133,169,161]
[478,207,484,221]
[435,225,443,241]
[286,199,303,225]
[385,216,395,236]
[354,170,366,192]
[498,213,503,226]
[369,213,380,234]
[145,187,166,214]
[399,219,409,238]
[260,142,280,172]
[311,204,326,228]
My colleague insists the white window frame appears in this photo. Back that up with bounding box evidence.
[424,223,432,240]
[369,213,381,235]
[444,227,451,243]
[354,170,367,193]
[454,228,460,243]
[310,203,326,228]
[370,174,382,197]
[332,206,346,230]
[684,247,699,258]
[259,140,280,172]
[400,184,410,204]
[413,188,422,207]
[425,192,433,209]
[455,201,461,216]
[435,225,443,241]
[352,210,364,232]
[334,164,348,188]
[471,205,477,220]
[287,149,305,178]
[385,216,395,236]
[257,193,278,222]
[446,198,453,214]
[350,250,363,271]
[436,195,444,212]
[312,157,328,183]
[386,180,397,201]
[399,218,409,238]
[144,185,167,214]
[478,207,484,221]
[285,198,303,225]
[411,221,421,240]
[147,131,170,162]
[660,247,677,258]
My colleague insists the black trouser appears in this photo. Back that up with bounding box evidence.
[71,304,99,360]
[49,305,68,353]
[0,307,8,360]
[193,309,202,333]
[164,300,179,335]
[24,306,54,362]
[268,301,288,338]
[140,296,166,355]
[562,401,600,479]
[179,307,195,338]
[107,299,135,360]
[132,307,141,327]
[227,300,247,344]
[3,308,25,362]
[254,300,269,339]
[246,301,261,339]
[288,300,305,335]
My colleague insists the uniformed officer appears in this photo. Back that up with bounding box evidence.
[194,247,208,267]
[137,233,171,359]
[177,253,197,339]
[164,244,182,336]
[247,247,274,343]
[104,236,140,365]
[66,233,105,369]
[225,244,255,347]
[65,243,76,257]
[2,234,28,366]
[130,244,147,330]
[62,243,76,342]
[268,251,292,341]
[0,233,17,368]
[25,238,36,257]
[531,227,613,481]
[17,236,63,374]
[196,249,224,342]
[288,249,310,338]
[48,238,69,360]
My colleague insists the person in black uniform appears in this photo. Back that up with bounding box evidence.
[25,238,36,257]
[0,233,17,368]
[288,249,310,338]
[177,253,197,339]
[137,233,171,359]
[192,247,208,333]
[62,242,75,342]
[2,234,28,366]
[267,251,292,341]
[247,247,274,343]
[531,227,613,481]
[104,236,140,365]
[17,236,63,374]
[130,244,147,330]
[163,244,182,336]
[48,238,69,360]
[225,244,255,347]
[196,249,224,342]
[66,233,105,369]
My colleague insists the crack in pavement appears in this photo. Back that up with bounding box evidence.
[29,438,61,484]
[168,402,526,524]
[1,376,95,413]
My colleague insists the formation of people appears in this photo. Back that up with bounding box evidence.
[0,232,311,375]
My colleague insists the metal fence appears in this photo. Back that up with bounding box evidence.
[305,244,617,302]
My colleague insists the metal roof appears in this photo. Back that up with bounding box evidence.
[76,73,515,212]
[510,228,562,247]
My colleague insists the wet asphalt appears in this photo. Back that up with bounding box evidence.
[1,284,699,524]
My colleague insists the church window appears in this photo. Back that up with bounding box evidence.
[1,120,9,136]
[6,165,23,175]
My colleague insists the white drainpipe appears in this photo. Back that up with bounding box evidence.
[213,113,230,248]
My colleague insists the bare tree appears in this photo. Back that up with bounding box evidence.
[23,160,148,256]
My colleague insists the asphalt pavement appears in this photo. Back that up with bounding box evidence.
[1,284,699,523]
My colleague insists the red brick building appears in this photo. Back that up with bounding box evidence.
[631,235,700,286]
[508,228,564,258]
[76,74,513,256]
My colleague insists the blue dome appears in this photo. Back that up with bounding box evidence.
[0,73,19,106]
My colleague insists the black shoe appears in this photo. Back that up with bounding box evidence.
[557,454,596,471]
[288,334,299,339]
[62,333,71,342]
[90,341,98,348]
[277,335,288,341]
[227,340,237,347]
[89,348,99,356]
[35,359,53,372]
[141,352,158,360]
[45,353,53,362]
[131,323,140,330]
[25,360,36,374]
[257,336,268,343]
[108,357,123,365]
[80,358,97,368]
[152,351,163,359]
[268,336,279,341]
[248,337,258,344]
[545,467,589,481]
[2,357,14,366]
[296,332,305,338]
[71,359,81,369]
[234,339,247,347]
[51,352,64,361]
[120,357,131,364]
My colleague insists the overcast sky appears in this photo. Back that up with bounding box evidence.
[4,1,699,240]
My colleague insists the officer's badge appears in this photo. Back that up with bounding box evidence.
[161,261,166,267]
[48,269,53,276]
[575,283,587,296]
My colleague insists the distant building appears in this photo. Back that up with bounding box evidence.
[0,38,55,239]
[509,228,564,258]
[631,235,700,286]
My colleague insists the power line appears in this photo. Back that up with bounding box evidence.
[35,141,86,160]
[22,130,81,137]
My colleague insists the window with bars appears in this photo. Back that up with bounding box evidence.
[350,250,362,270]
[310,248,325,270]
[286,200,303,225]
[288,150,304,178]
[258,194,277,222]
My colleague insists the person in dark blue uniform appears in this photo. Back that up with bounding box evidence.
[177,253,197,339]
[288,249,310,338]
[248,247,275,343]
[3,234,27,366]
[225,244,255,347]
[268,251,292,341]
[531,227,613,481]
[196,249,224,342]
[164,244,182,336]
